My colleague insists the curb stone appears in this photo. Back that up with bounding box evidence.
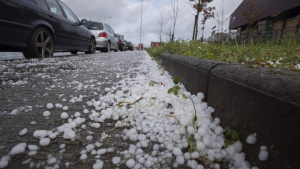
[158,53,300,169]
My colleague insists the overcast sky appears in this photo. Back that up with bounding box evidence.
[62,0,243,47]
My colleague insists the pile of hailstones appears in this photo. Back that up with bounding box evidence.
[92,76,263,168]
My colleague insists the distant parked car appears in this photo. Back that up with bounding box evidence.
[116,34,127,51]
[0,0,96,58]
[125,41,134,51]
[84,21,119,52]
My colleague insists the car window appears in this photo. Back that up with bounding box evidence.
[44,0,63,16]
[84,22,103,30]
[108,26,115,36]
[35,0,49,10]
[105,24,112,34]
[58,1,79,24]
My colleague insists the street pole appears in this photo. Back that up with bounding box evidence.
[139,0,143,50]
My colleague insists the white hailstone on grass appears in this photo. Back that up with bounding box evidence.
[234,153,245,162]
[63,106,69,111]
[138,134,146,141]
[43,111,51,117]
[197,128,207,136]
[19,128,27,136]
[86,135,93,141]
[233,141,243,153]
[47,157,57,165]
[97,149,107,155]
[251,167,259,169]
[172,147,183,155]
[46,103,53,109]
[80,154,87,160]
[61,112,69,119]
[59,144,65,149]
[226,145,236,156]
[191,152,200,159]
[214,126,223,135]
[246,133,257,144]
[74,112,81,117]
[21,158,32,164]
[93,160,104,169]
[9,143,26,155]
[259,146,269,161]
[187,127,194,134]
[112,157,121,164]
[197,164,204,169]
[39,138,50,146]
[30,121,37,125]
[126,159,135,168]
[196,142,205,151]
[91,123,101,128]
[0,161,8,168]
[28,151,37,156]
[28,145,38,151]
[1,155,11,162]
[180,117,190,126]
[176,155,185,164]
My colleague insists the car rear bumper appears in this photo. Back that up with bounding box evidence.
[95,37,108,48]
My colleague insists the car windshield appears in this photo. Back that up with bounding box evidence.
[84,22,103,30]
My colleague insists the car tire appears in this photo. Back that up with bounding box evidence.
[23,27,54,59]
[70,51,78,54]
[85,38,96,54]
[114,46,119,52]
[102,42,111,53]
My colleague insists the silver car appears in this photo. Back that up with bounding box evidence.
[84,21,119,52]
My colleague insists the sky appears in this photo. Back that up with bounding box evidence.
[62,0,243,47]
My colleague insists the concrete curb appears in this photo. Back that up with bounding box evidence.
[158,53,300,169]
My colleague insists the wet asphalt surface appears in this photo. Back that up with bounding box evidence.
[0,51,149,169]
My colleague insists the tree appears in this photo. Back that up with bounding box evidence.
[188,0,215,40]
[215,0,230,33]
[157,11,164,42]
[169,0,184,42]
[241,0,267,35]
[200,6,215,41]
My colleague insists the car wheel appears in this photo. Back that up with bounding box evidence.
[85,38,96,54]
[103,42,111,53]
[23,27,53,59]
[114,45,119,52]
[70,51,78,54]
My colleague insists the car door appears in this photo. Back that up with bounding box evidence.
[57,1,90,51]
[0,0,32,48]
[104,24,114,49]
[107,25,118,49]
[35,0,73,51]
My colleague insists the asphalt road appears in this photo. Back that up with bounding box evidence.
[0,51,150,169]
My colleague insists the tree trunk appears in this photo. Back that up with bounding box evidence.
[192,15,197,40]
[195,14,199,40]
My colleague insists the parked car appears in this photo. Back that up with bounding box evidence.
[84,21,119,52]
[116,34,127,51]
[125,41,134,51]
[0,0,96,58]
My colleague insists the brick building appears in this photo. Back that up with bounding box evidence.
[151,42,164,48]
[229,0,300,43]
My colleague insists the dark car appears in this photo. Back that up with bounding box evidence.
[125,41,134,51]
[0,0,96,59]
[115,34,127,51]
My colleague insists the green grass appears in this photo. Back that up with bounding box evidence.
[146,37,300,72]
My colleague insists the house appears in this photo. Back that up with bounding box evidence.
[229,0,300,43]
[211,30,228,42]
[151,42,164,48]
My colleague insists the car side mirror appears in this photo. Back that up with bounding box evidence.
[81,19,87,25]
